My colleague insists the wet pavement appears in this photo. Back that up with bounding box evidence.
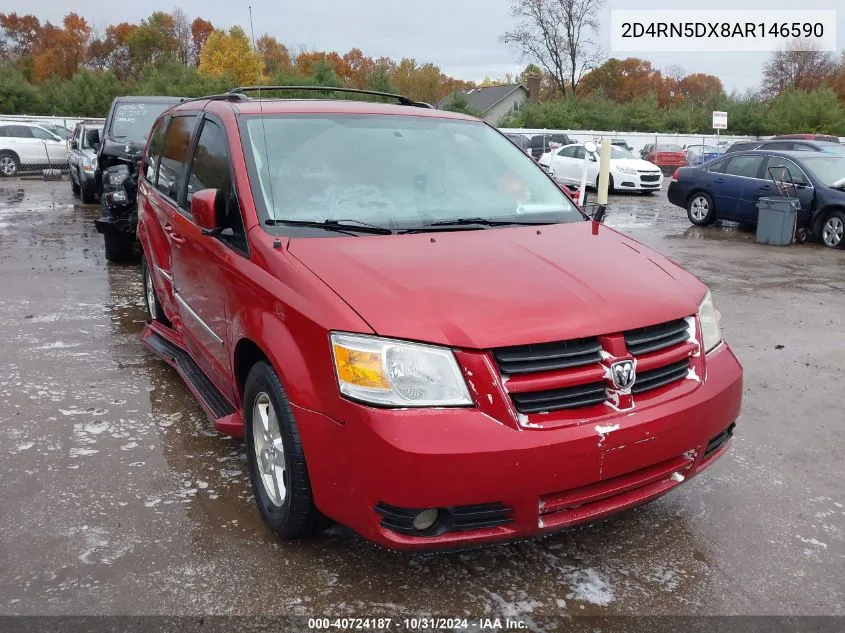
[0,182,843,623]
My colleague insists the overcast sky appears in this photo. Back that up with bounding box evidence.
[22,0,845,93]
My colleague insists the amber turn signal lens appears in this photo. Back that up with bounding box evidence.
[332,344,390,390]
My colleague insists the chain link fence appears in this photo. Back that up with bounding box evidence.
[0,115,104,182]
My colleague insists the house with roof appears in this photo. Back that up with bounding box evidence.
[437,77,540,124]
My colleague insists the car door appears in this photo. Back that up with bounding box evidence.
[759,155,815,223]
[549,146,574,182]
[727,154,769,222]
[166,115,238,400]
[138,115,178,319]
[559,146,585,183]
[30,126,67,166]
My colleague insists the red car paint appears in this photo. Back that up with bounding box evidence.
[138,98,742,550]
[647,146,687,169]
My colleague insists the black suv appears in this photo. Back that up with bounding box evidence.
[95,96,183,262]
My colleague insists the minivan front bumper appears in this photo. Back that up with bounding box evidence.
[295,343,743,550]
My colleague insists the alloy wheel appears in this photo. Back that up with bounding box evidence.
[822,216,844,248]
[145,269,157,320]
[0,156,16,177]
[690,196,709,221]
[252,392,287,507]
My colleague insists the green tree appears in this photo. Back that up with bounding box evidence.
[440,92,482,116]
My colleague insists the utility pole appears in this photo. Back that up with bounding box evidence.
[248,6,256,50]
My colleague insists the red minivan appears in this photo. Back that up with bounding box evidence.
[137,88,742,550]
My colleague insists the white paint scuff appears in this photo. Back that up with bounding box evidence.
[595,423,620,447]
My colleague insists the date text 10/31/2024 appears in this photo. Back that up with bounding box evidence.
[307,618,528,630]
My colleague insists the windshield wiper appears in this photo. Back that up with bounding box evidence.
[400,217,556,233]
[264,218,394,235]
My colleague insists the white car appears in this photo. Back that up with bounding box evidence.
[0,122,69,177]
[546,143,663,194]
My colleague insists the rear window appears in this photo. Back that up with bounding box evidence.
[655,144,682,152]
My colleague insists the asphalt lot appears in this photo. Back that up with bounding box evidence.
[0,180,843,624]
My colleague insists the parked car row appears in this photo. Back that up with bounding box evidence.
[541,143,663,193]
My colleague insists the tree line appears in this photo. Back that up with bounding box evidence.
[2,5,845,136]
[0,10,475,117]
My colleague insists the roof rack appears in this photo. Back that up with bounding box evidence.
[227,86,434,109]
[179,93,249,105]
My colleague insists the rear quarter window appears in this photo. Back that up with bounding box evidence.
[724,155,766,178]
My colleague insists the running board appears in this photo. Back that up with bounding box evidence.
[141,323,244,438]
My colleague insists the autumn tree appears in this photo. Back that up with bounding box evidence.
[128,12,179,71]
[502,0,605,97]
[579,58,661,103]
[0,13,41,63]
[87,22,135,79]
[342,48,375,89]
[677,73,724,106]
[198,26,263,85]
[190,17,213,65]
[256,34,291,76]
[761,41,836,98]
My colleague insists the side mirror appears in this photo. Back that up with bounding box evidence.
[589,153,597,162]
[70,140,78,150]
[593,205,608,223]
[191,189,224,235]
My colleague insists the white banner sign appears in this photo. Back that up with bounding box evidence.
[712,111,728,130]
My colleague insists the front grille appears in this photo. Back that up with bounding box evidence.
[375,502,512,536]
[632,359,690,394]
[624,318,689,355]
[492,318,696,420]
[493,337,602,375]
[511,382,607,414]
[640,173,661,182]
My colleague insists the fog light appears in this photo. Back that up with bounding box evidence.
[412,508,439,531]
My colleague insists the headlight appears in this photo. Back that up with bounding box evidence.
[617,166,637,175]
[330,333,472,407]
[698,290,722,353]
[106,166,129,187]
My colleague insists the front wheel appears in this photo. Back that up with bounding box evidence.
[141,255,171,326]
[103,232,135,263]
[71,172,81,196]
[80,178,96,204]
[244,361,326,539]
[0,153,19,178]
[821,210,845,249]
[687,192,716,226]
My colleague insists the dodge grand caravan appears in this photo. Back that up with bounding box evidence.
[137,87,743,550]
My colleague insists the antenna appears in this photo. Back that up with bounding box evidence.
[248,6,256,50]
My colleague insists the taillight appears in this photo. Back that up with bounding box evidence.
[671,169,680,182]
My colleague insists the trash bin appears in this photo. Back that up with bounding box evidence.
[756,197,801,246]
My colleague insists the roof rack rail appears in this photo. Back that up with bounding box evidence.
[227,86,434,109]
[179,93,250,105]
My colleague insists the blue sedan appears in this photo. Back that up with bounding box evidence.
[667,150,845,248]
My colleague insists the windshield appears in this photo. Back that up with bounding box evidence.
[610,147,635,159]
[110,103,172,141]
[800,156,845,187]
[81,126,103,150]
[241,114,582,231]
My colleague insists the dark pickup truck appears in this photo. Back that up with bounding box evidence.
[95,96,182,262]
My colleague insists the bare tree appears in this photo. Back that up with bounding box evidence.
[664,64,686,82]
[502,0,605,97]
[171,8,192,65]
[761,40,836,98]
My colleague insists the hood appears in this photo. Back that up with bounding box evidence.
[288,221,706,349]
[611,158,662,172]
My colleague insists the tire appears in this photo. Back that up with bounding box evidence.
[141,254,171,326]
[71,172,81,196]
[640,190,654,196]
[595,174,615,193]
[80,177,96,204]
[244,361,326,539]
[0,152,19,178]
[820,210,845,249]
[687,192,716,226]
[103,232,135,263]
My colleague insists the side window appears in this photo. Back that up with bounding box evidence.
[154,115,196,199]
[144,117,169,183]
[724,155,765,179]
[765,141,793,150]
[763,157,810,186]
[30,126,55,141]
[708,157,728,173]
[0,126,8,137]
[572,147,586,160]
[185,118,246,248]
[9,126,33,139]
[559,146,576,158]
